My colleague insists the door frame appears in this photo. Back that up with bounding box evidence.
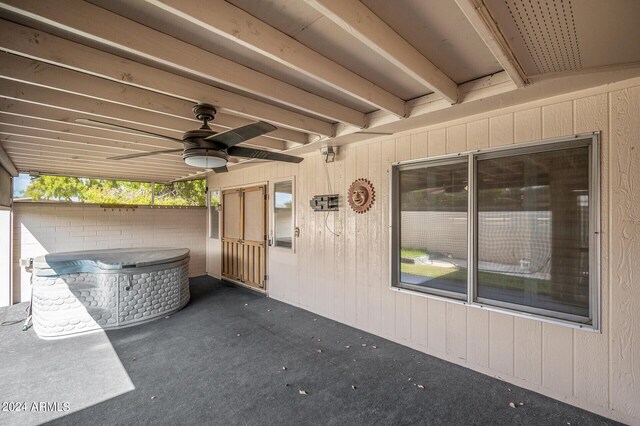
[270,176,296,253]
[220,182,268,293]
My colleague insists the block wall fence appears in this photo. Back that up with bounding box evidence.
[12,203,206,303]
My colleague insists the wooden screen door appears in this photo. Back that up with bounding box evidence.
[221,185,267,290]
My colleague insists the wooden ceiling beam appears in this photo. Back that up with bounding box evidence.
[0,51,310,146]
[149,0,406,118]
[304,0,459,104]
[0,0,364,127]
[3,147,193,176]
[11,167,185,184]
[334,71,517,138]
[0,130,190,167]
[0,141,17,176]
[0,79,287,152]
[2,139,193,172]
[0,104,292,181]
[0,108,186,151]
[0,19,332,136]
[454,0,527,88]
[7,154,192,180]
[11,165,186,184]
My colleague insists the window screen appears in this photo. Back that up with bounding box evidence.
[391,135,598,327]
[398,161,468,297]
[476,146,590,318]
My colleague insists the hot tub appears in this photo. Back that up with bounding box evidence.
[30,248,190,339]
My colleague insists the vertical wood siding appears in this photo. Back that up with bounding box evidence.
[209,80,640,424]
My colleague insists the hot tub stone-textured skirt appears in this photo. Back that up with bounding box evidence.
[30,249,190,339]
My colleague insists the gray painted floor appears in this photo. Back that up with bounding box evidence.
[0,277,617,426]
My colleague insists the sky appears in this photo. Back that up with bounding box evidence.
[12,173,31,198]
[275,191,292,208]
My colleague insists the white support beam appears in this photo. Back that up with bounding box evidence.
[5,151,190,176]
[0,51,310,146]
[0,0,365,127]
[0,128,190,168]
[454,0,528,88]
[0,78,187,138]
[0,142,18,176]
[311,68,640,154]
[0,132,192,167]
[0,104,185,151]
[0,79,287,151]
[148,0,406,118]
[9,159,187,183]
[333,71,517,138]
[170,170,210,183]
[4,146,192,176]
[304,0,459,104]
[12,169,183,183]
[4,143,186,169]
[0,19,334,136]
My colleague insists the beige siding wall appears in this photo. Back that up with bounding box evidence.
[209,78,640,424]
[12,203,206,303]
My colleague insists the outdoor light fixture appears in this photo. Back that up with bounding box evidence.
[321,146,337,163]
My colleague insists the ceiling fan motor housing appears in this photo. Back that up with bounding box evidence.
[192,103,217,123]
[182,137,228,168]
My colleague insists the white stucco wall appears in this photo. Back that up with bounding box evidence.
[12,203,206,304]
[208,77,640,424]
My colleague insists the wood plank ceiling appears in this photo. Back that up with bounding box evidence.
[0,0,638,182]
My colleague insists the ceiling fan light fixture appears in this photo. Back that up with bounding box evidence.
[101,103,302,167]
[183,149,227,169]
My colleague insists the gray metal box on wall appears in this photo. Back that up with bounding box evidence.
[310,194,339,211]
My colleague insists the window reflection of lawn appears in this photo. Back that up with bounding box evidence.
[400,248,429,260]
[400,248,551,295]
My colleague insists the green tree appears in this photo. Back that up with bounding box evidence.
[153,180,207,206]
[24,175,206,206]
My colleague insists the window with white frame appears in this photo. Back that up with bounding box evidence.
[273,179,294,249]
[209,189,220,239]
[391,134,599,327]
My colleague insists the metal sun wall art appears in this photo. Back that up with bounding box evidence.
[347,178,375,214]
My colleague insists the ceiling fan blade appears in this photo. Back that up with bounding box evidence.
[204,121,277,147]
[75,118,184,143]
[228,146,303,163]
[212,165,228,173]
[108,148,183,160]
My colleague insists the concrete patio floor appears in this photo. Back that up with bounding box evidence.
[0,277,617,426]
